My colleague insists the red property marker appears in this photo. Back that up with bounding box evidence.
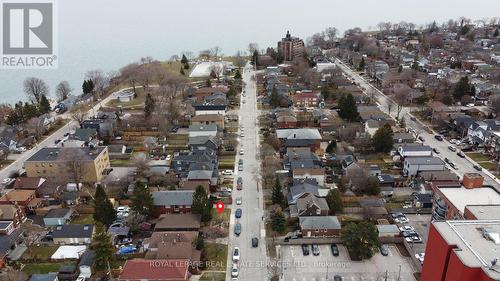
[215,201,225,214]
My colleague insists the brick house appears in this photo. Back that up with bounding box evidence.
[119,259,189,281]
[152,191,194,216]
[299,216,341,237]
[292,92,321,108]
[0,190,40,213]
[0,205,26,229]
[191,114,225,129]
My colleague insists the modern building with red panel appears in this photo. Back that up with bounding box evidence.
[421,220,500,281]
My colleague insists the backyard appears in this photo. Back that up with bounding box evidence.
[204,243,228,271]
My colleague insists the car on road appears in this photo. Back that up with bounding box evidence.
[449,162,457,170]
[312,244,320,256]
[444,158,451,164]
[432,148,440,154]
[1,178,15,185]
[457,151,465,158]
[301,244,309,256]
[330,244,339,256]
[232,247,240,262]
[418,136,425,142]
[237,177,243,190]
[240,132,244,137]
[239,148,244,155]
[234,223,241,236]
[380,244,389,256]
[235,197,242,205]
[222,170,233,176]
[235,208,242,219]
[231,264,239,277]
[473,165,482,171]
[434,135,443,141]
[448,145,457,152]
[334,275,343,281]
[251,237,259,248]
[54,139,61,144]
[410,116,417,121]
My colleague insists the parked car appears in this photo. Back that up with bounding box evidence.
[444,157,451,164]
[239,148,244,155]
[235,208,242,219]
[433,148,440,154]
[448,145,457,152]
[418,136,425,142]
[334,275,343,281]
[235,197,242,205]
[237,177,243,190]
[231,264,239,277]
[312,244,320,256]
[251,237,259,248]
[232,247,240,262]
[222,170,234,176]
[449,162,457,170]
[399,225,414,232]
[380,244,389,256]
[457,151,465,158]
[234,223,241,236]
[473,165,482,171]
[415,253,425,264]
[434,135,443,141]
[330,244,339,256]
[301,244,309,256]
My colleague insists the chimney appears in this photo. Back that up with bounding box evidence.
[463,173,484,189]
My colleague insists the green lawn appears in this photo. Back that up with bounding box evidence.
[110,158,133,167]
[465,152,491,162]
[204,243,228,271]
[22,245,59,261]
[70,214,94,225]
[480,161,498,171]
[199,272,226,281]
[23,262,73,275]
[211,208,231,223]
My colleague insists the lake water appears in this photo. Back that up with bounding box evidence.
[1,0,498,104]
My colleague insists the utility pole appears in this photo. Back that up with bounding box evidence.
[397,264,402,281]
[326,265,329,280]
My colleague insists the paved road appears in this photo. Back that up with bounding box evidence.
[333,58,500,189]
[0,91,120,187]
[226,63,268,280]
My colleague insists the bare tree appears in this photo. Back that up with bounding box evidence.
[23,77,48,104]
[393,83,411,119]
[85,69,109,98]
[248,43,259,54]
[324,27,338,41]
[55,81,72,102]
[234,50,246,68]
[169,54,180,61]
[209,63,224,81]
[489,94,500,117]
[210,46,222,58]
[70,105,87,125]
[26,117,46,140]
[0,270,27,281]
[120,63,140,94]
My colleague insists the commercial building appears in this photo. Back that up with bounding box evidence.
[24,147,110,183]
[278,31,305,62]
[421,220,500,281]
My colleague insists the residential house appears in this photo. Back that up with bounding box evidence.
[78,250,95,279]
[51,224,94,245]
[0,126,17,152]
[13,177,47,197]
[24,146,110,183]
[299,216,341,237]
[276,112,298,129]
[80,118,115,138]
[192,104,226,116]
[191,114,225,129]
[468,119,500,147]
[0,189,39,213]
[118,259,189,281]
[413,193,433,209]
[71,128,98,143]
[188,136,219,152]
[0,204,26,229]
[143,231,201,266]
[292,91,321,108]
[392,132,415,144]
[172,152,216,178]
[293,194,330,217]
[398,144,433,158]
[287,180,321,205]
[277,128,322,151]
[403,157,446,177]
[152,190,194,216]
[0,229,24,268]
[43,208,73,227]
[108,223,130,245]
[188,124,218,138]
[285,150,325,184]
[366,60,390,78]
[57,264,79,281]
[194,86,229,101]
[154,214,201,231]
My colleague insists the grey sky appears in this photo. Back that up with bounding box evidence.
[1,0,499,103]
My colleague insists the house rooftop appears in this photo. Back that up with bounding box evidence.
[439,186,500,215]
[51,224,94,238]
[434,220,500,280]
[152,190,194,207]
[26,146,106,162]
[0,189,34,202]
[45,208,72,218]
[299,216,341,229]
[405,156,444,165]
[29,273,58,281]
[466,205,500,220]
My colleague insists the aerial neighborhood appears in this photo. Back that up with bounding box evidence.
[1,16,500,281]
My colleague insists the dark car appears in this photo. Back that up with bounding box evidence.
[235,208,242,219]
[473,165,482,171]
[444,158,451,164]
[251,237,259,248]
[334,275,343,281]
[457,151,465,158]
[434,135,443,141]
[301,244,309,256]
[330,244,339,256]
[418,136,424,142]
[312,244,320,256]
[234,223,241,236]
[237,177,243,190]
[54,139,61,144]
[433,148,440,154]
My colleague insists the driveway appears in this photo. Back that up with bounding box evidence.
[280,244,417,281]
[225,63,268,281]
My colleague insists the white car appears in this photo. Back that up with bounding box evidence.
[232,247,240,262]
[117,211,129,218]
[231,264,239,277]
[117,206,130,212]
[231,279,239,281]
[415,253,425,264]
[166,155,172,161]
[399,225,414,232]
[240,132,245,137]
[1,178,14,185]
[239,148,244,155]
[222,170,234,176]
[235,197,242,205]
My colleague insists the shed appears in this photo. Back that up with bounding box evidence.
[377,224,400,238]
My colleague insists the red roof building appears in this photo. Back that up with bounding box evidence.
[292,92,321,108]
[118,259,189,281]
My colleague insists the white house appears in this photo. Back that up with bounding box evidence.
[188,124,218,138]
[403,157,446,177]
[398,144,433,158]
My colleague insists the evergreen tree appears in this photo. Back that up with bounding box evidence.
[270,86,279,108]
[453,76,472,100]
[181,54,188,64]
[226,86,236,97]
[82,79,95,95]
[201,200,212,223]
[192,185,208,215]
[234,69,242,79]
[195,234,205,250]
[183,62,190,69]
[271,177,284,206]
[92,224,115,271]
[365,177,380,196]
[326,140,337,153]
[326,188,343,214]
[205,79,212,87]
[144,93,155,118]
[93,185,116,226]
[270,207,286,233]
[341,221,379,260]
[180,67,185,76]
[372,123,394,153]
[131,181,154,217]
[357,57,365,71]
[39,94,51,114]
[252,50,259,66]
[23,102,39,119]
[398,65,403,73]
[338,94,360,121]
[494,28,499,37]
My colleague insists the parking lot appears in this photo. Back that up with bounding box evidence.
[403,214,431,257]
[280,244,417,281]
